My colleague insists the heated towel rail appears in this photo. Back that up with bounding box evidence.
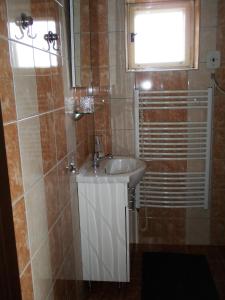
[135,88,213,209]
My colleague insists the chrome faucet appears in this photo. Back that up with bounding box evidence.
[93,152,100,169]
[92,152,113,169]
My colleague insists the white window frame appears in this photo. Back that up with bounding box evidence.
[126,0,200,71]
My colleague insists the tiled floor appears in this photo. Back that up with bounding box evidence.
[85,244,225,300]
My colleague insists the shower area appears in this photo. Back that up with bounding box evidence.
[88,0,225,297]
[1,0,225,299]
[107,0,225,247]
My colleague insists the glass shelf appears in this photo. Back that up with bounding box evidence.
[73,111,93,121]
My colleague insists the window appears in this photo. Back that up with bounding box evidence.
[9,21,58,69]
[126,0,200,71]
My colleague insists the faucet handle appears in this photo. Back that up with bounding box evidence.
[93,152,99,160]
[66,162,78,174]
[105,153,113,159]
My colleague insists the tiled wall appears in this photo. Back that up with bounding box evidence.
[107,0,219,245]
[0,0,85,299]
[108,0,135,156]
[210,0,225,245]
[89,0,112,155]
[74,0,95,168]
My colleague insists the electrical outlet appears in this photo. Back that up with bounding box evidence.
[207,51,221,69]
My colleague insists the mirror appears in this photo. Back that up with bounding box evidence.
[70,0,91,88]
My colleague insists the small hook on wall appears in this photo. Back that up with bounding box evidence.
[15,13,37,40]
[44,31,60,52]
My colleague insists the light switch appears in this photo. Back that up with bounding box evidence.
[206,51,221,69]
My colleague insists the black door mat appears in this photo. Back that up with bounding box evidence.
[142,252,219,300]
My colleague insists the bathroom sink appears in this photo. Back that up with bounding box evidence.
[105,157,146,187]
[76,156,146,188]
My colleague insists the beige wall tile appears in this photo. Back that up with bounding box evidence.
[95,129,112,155]
[70,179,81,241]
[108,32,126,68]
[65,113,76,153]
[9,41,35,76]
[18,117,43,192]
[31,239,52,300]
[49,220,63,278]
[36,75,54,114]
[33,48,51,76]
[199,27,217,63]
[25,179,48,256]
[108,0,125,32]
[74,33,81,67]
[60,203,73,257]
[76,140,89,168]
[110,66,135,98]
[51,54,63,77]
[14,75,38,120]
[188,63,212,89]
[112,129,135,155]
[200,0,218,28]
[44,167,60,229]
[108,32,117,68]
[111,98,134,130]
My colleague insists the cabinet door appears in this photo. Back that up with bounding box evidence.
[78,182,129,282]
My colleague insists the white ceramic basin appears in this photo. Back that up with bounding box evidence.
[105,157,146,187]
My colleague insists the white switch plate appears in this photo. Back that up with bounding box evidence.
[207,51,221,69]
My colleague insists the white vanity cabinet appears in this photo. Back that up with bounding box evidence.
[77,181,130,282]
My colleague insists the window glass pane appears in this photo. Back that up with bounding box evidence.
[9,21,58,68]
[134,8,186,65]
